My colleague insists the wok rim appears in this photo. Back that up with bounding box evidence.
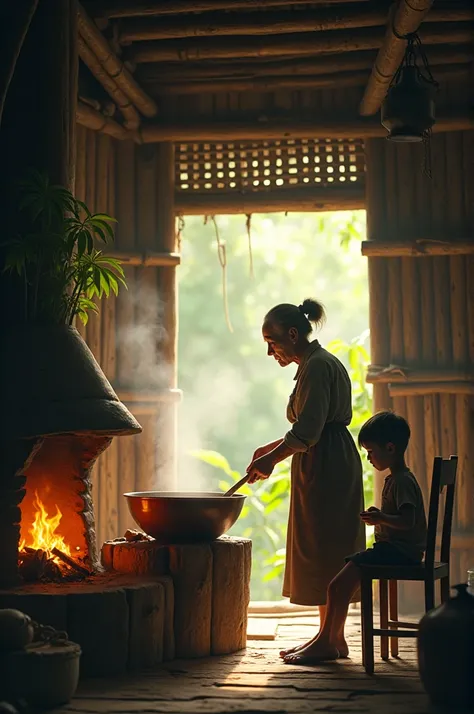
[123,490,246,501]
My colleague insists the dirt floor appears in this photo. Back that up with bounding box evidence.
[61,610,431,714]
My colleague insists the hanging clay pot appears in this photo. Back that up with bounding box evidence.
[418,583,474,710]
[0,641,81,709]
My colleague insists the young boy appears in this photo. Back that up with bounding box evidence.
[282,411,427,664]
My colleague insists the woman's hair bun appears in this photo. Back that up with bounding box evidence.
[300,298,326,326]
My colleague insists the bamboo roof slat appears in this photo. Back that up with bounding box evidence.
[76,100,132,140]
[125,23,473,64]
[118,5,474,43]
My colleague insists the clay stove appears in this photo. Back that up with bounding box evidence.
[0,325,142,588]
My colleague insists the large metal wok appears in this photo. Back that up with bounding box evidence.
[124,491,246,544]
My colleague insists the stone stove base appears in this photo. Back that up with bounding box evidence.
[0,536,252,678]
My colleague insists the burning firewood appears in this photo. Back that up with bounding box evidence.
[18,548,47,582]
[51,547,90,577]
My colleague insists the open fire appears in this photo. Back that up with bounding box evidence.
[18,491,90,583]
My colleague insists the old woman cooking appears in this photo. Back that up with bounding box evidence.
[246,298,365,659]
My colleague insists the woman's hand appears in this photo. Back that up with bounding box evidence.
[246,454,275,484]
[247,439,283,471]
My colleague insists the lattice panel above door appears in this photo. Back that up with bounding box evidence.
[175,138,365,194]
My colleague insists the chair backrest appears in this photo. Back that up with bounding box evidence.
[425,455,458,569]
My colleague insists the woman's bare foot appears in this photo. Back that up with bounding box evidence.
[280,637,349,659]
[283,639,339,664]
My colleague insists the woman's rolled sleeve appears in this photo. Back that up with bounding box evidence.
[285,359,331,452]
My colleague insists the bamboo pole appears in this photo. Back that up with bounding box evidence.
[389,382,474,396]
[175,186,364,216]
[119,7,389,43]
[364,139,391,508]
[126,23,471,64]
[76,101,132,141]
[0,1,39,127]
[77,3,158,117]
[359,0,434,116]
[136,46,473,83]
[140,113,474,143]
[367,368,474,384]
[120,6,474,42]
[108,251,181,266]
[88,0,372,21]
[362,240,474,257]
[78,36,140,129]
[144,63,470,96]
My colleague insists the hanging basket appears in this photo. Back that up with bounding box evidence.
[0,325,142,439]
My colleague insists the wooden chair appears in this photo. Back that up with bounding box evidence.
[358,455,458,675]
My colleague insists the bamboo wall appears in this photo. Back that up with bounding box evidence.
[75,127,178,545]
[365,130,474,610]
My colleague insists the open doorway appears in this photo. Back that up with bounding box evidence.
[177,210,372,601]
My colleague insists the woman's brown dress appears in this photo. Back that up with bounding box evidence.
[282,340,365,605]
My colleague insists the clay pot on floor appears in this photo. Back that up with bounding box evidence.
[417,583,474,710]
[0,641,81,709]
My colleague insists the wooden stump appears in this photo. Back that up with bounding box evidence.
[210,536,252,655]
[101,537,168,576]
[67,587,129,677]
[169,543,213,659]
[127,581,165,671]
[0,591,68,632]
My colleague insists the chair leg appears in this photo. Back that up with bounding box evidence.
[389,580,399,658]
[424,578,435,613]
[440,576,450,603]
[379,579,389,660]
[361,574,374,675]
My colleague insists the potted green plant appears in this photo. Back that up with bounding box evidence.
[2,168,126,325]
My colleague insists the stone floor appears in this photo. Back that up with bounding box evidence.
[62,611,433,714]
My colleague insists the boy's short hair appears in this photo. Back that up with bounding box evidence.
[358,411,410,452]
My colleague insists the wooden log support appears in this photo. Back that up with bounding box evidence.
[127,581,165,670]
[0,591,68,632]
[359,0,434,116]
[67,586,130,677]
[140,113,474,143]
[175,186,364,216]
[210,537,252,655]
[161,575,175,661]
[169,543,213,659]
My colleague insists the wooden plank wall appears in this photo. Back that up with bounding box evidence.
[365,130,474,611]
[75,128,178,545]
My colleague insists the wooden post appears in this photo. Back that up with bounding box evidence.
[156,143,178,489]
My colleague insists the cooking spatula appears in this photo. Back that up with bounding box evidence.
[224,474,250,497]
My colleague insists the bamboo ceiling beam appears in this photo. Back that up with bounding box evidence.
[136,46,473,82]
[108,251,181,266]
[362,240,474,257]
[118,6,388,43]
[78,36,140,129]
[359,0,434,116]
[174,186,365,216]
[118,5,474,43]
[77,3,158,117]
[139,112,474,143]
[76,100,132,140]
[126,22,473,64]
[0,1,39,127]
[145,63,470,96]
[87,0,368,22]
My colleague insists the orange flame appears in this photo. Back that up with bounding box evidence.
[19,491,71,558]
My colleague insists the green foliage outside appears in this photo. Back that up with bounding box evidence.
[2,169,125,325]
[177,210,373,600]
